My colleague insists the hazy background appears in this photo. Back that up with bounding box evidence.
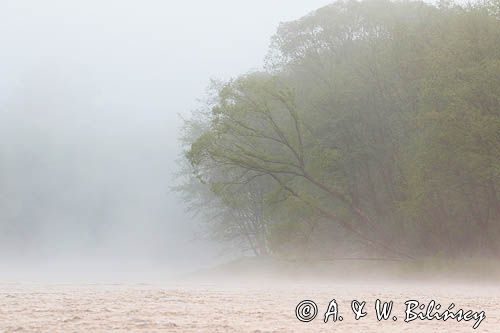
[0,0,334,279]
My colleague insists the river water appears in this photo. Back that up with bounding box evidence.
[0,282,498,332]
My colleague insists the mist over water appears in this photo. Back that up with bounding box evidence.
[0,0,334,280]
[0,1,499,332]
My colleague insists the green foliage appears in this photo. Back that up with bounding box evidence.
[178,0,500,259]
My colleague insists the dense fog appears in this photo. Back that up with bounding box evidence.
[0,1,499,332]
[0,0,333,279]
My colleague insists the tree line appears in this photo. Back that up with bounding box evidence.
[177,0,500,260]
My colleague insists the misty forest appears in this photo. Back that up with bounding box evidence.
[2,0,500,332]
[178,0,500,260]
